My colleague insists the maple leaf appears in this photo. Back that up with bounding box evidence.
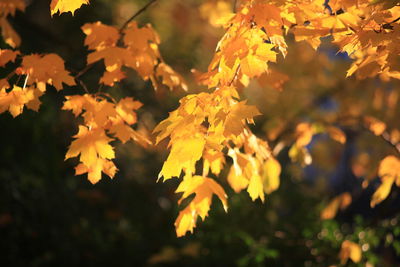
[152,63,188,91]
[223,101,261,137]
[62,94,117,127]
[18,54,76,90]
[241,43,277,78]
[65,126,115,183]
[82,22,119,51]
[100,69,126,86]
[227,148,266,201]
[25,86,45,111]
[159,135,206,180]
[116,97,142,125]
[75,159,117,184]
[0,49,19,67]
[175,175,227,237]
[109,118,134,143]
[123,22,160,52]
[0,85,34,117]
[50,0,89,16]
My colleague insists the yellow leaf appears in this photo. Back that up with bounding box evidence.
[241,53,268,78]
[199,0,234,27]
[223,101,261,137]
[247,172,264,202]
[116,97,142,125]
[65,126,115,172]
[262,157,281,194]
[371,176,395,208]
[227,165,249,193]
[378,155,400,182]
[339,240,362,264]
[370,155,400,207]
[159,135,206,180]
[0,85,34,117]
[175,176,227,237]
[50,0,89,16]
[203,149,225,176]
[75,159,117,184]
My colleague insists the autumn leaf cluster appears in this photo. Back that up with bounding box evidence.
[0,3,400,264]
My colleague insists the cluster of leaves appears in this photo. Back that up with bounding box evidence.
[1,2,400,265]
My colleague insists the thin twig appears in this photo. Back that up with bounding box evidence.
[76,78,89,94]
[75,62,95,79]
[119,0,158,32]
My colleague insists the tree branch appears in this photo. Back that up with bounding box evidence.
[119,0,158,32]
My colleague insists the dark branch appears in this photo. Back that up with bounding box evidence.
[119,0,158,32]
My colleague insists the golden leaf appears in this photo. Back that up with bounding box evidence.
[175,176,227,237]
[262,157,281,194]
[65,126,115,183]
[0,85,34,117]
[82,22,119,51]
[50,0,89,16]
[339,240,362,264]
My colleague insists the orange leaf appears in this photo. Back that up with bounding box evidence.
[0,85,34,117]
[82,22,119,51]
[19,54,76,90]
[0,49,19,67]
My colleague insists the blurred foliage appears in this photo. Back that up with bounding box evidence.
[1,0,400,266]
